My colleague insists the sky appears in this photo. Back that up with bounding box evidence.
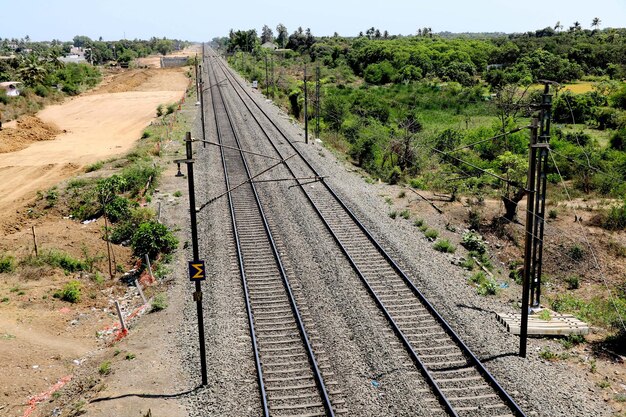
[2,0,625,42]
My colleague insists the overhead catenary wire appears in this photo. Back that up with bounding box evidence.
[548,147,624,184]
[432,147,526,189]
[548,150,626,333]
[446,125,530,154]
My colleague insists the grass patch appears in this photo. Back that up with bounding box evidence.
[67,178,90,189]
[173,190,182,197]
[559,334,585,349]
[460,257,475,270]
[413,218,424,227]
[23,250,87,273]
[399,209,411,219]
[433,239,456,253]
[469,271,498,295]
[538,310,552,321]
[397,190,406,198]
[551,293,626,331]
[151,293,168,312]
[565,275,580,290]
[53,280,81,303]
[98,361,111,375]
[388,210,398,219]
[0,254,16,273]
[424,229,439,240]
[539,347,558,361]
[85,161,104,173]
[125,353,136,360]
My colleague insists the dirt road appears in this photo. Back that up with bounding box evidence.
[0,68,189,231]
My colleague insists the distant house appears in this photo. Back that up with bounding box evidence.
[59,54,87,64]
[261,42,278,51]
[0,81,22,96]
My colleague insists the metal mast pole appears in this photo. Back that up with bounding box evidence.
[520,118,539,358]
[530,84,552,307]
[304,64,308,144]
[184,132,207,384]
[315,66,321,138]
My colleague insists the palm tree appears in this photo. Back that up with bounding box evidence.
[570,21,582,32]
[554,21,563,32]
[591,17,601,30]
[17,54,48,86]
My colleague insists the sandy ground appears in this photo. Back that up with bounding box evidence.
[0,66,191,416]
[0,68,189,232]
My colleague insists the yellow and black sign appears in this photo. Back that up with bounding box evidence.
[188,261,206,281]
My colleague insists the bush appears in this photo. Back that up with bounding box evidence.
[610,128,626,151]
[53,280,81,303]
[34,84,51,97]
[568,244,585,261]
[386,166,402,185]
[151,293,168,312]
[104,196,131,223]
[121,163,160,197]
[0,254,15,273]
[468,208,482,231]
[433,239,456,253]
[565,275,580,290]
[424,229,439,240]
[548,209,558,219]
[461,231,486,254]
[131,221,178,259]
[477,278,498,296]
[602,201,626,231]
[469,271,485,284]
[156,104,165,117]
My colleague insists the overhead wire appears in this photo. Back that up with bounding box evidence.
[548,150,626,333]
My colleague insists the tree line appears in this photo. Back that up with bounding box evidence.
[216,23,626,225]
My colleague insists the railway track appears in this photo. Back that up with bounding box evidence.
[205,48,527,417]
[203,52,340,417]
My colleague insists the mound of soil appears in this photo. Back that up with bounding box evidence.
[0,115,62,153]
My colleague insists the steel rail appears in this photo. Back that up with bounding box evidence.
[205,52,336,417]
[210,51,526,417]
[203,53,270,417]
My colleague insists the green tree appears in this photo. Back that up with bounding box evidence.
[73,35,92,48]
[496,151,528,221]
[17,54,49,86]
[261,25,274,44]
[591,17,601,30]
[155,39,174,55]
[276,24,288,48]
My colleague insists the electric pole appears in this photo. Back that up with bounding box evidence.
[304,64,308,144]
[265,55,269,97]
[315,66,321,138]
[199,65,206,148]
[520,83,552,357]
[530,84,553,308]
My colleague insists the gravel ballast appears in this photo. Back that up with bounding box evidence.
[185,54,613,417]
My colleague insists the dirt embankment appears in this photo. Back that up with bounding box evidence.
[0,66,189,233]
[0,116,62,153]
[0,60,194,417]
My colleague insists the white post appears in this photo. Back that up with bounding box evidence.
[134,279,147,305]
[114,300,127,332]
